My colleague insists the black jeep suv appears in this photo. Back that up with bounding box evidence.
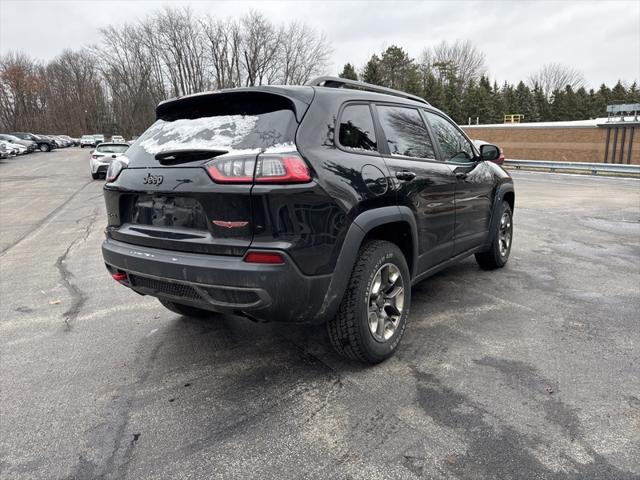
[101,77,514,363]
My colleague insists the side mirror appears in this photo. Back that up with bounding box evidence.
[480,144,500,162]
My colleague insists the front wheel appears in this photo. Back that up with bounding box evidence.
[39,143,50,152]
[475,201,513,270]
[327,240,411,364]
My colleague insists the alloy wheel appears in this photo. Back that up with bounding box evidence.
[498,211,512,257]
[367,263,405,342]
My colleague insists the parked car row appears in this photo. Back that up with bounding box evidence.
[0,131,138,160]
[0,133,38,156]
[0,132,80,154]
[81,134,127,148]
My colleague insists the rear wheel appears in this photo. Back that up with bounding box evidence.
[39,143,50,152]
[327,240,410,364]
[475,201,513,269]
[159,299,214,318]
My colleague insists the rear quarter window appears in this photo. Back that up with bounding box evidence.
[338,104,377,152]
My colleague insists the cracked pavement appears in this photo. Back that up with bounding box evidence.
[1,149,639,479]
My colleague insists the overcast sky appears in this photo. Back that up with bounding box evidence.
[1,0,638,89]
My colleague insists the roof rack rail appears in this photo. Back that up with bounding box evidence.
[305,76,429,106]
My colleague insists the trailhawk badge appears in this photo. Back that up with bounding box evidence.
[142,173,164,185]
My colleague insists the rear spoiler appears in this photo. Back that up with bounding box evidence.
[156,86,314,123]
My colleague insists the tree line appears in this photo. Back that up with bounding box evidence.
[0,7,638,137]
[0,8,330,137]
[340,43,639,125]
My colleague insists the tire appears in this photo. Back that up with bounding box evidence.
[327,240,411,364]
[159,299,214,318]
[475,201,513,270]
[39,143,50,152]
[91,172,99,180]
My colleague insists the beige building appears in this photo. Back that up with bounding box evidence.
[462,118,640,165]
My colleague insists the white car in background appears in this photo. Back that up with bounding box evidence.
[80,135,96,148]
[0,140,25,156]
[111,135,126,143]
[90,142,129,180]
[93,134,105,145]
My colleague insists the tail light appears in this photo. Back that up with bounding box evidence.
[206,152,311,184]
[106,156,129,182]
[244,251,285,264]
[91,154,99,159]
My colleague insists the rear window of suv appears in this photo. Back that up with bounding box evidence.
[125,92,299,164]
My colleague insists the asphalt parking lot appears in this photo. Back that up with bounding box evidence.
[1,148,639,480]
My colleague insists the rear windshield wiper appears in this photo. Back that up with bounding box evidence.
[154,148,229,165]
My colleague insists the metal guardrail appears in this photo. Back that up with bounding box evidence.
[504,159,640,177]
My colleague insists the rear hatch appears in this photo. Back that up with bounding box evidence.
[105,88,313,257]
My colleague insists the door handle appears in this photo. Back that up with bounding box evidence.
[396,170,416,181]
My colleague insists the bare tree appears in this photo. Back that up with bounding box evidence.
[528,63,585,98]
[277,22,331,85]
[43,49,107,135]
[0,52,46,131]
[0,7,337,135]
[94,23,161,136]
[152,7,209,96]
[423,40,487,91]
[202,16,243,89]
[241,11,281,86]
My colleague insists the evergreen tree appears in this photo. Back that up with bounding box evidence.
[532,84,550,121]
[575,87,590,119]
[491,81,504,123]
[514,81,537,121]
[627,82,639,102]
[338,63,358,81]
[362,55,383,85]
[444,81,463,124]
[593,84,612,117]
[378,46,421,95]
[502,82,517,119]
[611,80,627,103]
[475,75,495,124]
[627,82,639,103]
[550,88,570,120]
[423,71,445,110]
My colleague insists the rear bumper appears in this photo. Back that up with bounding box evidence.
[101,238,332,324]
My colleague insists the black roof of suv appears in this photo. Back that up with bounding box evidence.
[101,76,514,363]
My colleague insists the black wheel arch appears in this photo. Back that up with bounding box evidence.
[313,206,418,324]
[485,183,515,248]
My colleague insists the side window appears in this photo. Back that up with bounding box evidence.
[377,105,435,159]
[338,104,377,151]
[424,111,475,162]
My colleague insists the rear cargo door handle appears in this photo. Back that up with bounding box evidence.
[396,170,416,181]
